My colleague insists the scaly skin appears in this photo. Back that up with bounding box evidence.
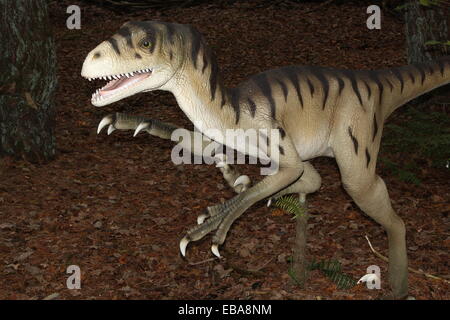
[82,21,450,299]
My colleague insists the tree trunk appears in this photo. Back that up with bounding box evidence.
[292,193,309,288]
[405,0,449,101]
[0,0,57,162]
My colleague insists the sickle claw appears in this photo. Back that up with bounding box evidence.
[97,115,113,134]
[267,198,272,207]
[179,236,190,257]
[211,244,221,258]
[233,175,251,188]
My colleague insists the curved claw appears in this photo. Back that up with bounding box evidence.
[216,161,226,168]
[214,154,226,168]
[211,244,221,258]
[197,213,208,225]
[233,175,251,188]
[97,115,113,134]
[133,121,151,137]
[107,124,116,135]
[267,198,272,207]
[179,237,190,257]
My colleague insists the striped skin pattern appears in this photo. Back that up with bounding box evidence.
[82,21,450,299]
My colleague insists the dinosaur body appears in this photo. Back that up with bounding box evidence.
[82,21,450,299]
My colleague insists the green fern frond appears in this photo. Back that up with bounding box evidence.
[309,259,357,290]
[274,195,306,219]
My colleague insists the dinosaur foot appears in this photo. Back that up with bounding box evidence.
[180,195,243,258]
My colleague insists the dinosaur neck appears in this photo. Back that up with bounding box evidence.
[167,43,237,135]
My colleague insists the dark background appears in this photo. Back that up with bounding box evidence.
[0,0,448,299]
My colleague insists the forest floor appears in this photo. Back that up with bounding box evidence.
[0,0,448,300]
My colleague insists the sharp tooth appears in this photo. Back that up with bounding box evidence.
[130,72,134,76]
[108,76,112,80]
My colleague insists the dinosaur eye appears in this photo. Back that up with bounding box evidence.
[141,40,151,48]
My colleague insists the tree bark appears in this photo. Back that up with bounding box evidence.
[405,0,449,101]
[0,0,57,162]
[405,0,449,63]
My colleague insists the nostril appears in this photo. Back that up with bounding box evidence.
[93,52,101,59]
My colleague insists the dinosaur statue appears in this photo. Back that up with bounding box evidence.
[81,21,450,299]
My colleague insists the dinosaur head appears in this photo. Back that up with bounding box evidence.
[81,21,186,107]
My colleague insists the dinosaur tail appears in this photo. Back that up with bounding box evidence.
[382,56,450,119]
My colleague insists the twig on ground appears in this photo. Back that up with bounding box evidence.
[364,234,450,283]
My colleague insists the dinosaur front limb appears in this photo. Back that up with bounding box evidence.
[97,113,251,193]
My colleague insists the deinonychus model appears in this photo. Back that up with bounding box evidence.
[82,21,449,298]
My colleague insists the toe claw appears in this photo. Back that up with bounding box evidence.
[107,124,116,135]
[97,115,113,134]
[179,237,190,257]
[233,175,251,188]
[267,198,272,207]
[214,154,227,168]
[197,213,208,225]
[216,161,226,168]
[211,244,221,258]
[134,121,151,137]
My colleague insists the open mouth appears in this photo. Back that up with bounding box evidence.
[86,68,152,103]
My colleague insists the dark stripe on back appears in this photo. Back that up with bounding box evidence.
[254,73,276,119]
[202,52,208,74]
[107,38,120,55]
[283,67,303,107]
[386,78,394,91]
[247,98,256,118]
[190,29,202,69]
[335,74,345,96]
[414,64,426,84]
[391,68,404,93]
[405,66,416,84]
[348,127,359,155]
[306,78,315,96]
[230,88,241,124]
[276,79,288,102]
[310,68,329,109]
[367,71,384,103]
[341,70,363,107]
[365,148,371,168]
[373,114,378,141]
[363,80,372,100]
[164,23,176,43]
[209,56,219,101]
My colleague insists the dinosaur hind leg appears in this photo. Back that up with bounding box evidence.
[267,161,321,205]
[336,153,408,299]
